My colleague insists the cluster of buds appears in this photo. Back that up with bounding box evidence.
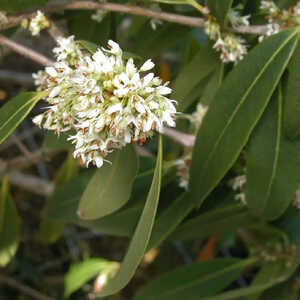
[204,9,249,63]
[23,10,50,36]
[230,174,247,203]
[91,9,108,23]
[259,1,300,42]
[33,36,176,168]
[175,103,207,189]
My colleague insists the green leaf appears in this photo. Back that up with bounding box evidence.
[189,29,299,208]
[48,170,95,221]
[0,0,48,12]
[204,244,300,300]
[246,262,287,300]
[43,131,73,151]
[207,0,234,25]
[283,40,300,139]
[133,23,190,59]
[78,145,139,220]
[97,135,163,297]
[172,42,219,111]
[134,258,256,300]
[64,258,110,298]
[200,62,224,106]
[246,86,300,220]
[0,91,46,145]
[68,11,111,45]
[37,153,79,245]
[147,192,193,250]
[0,176,20,267]
[169,204,256,241]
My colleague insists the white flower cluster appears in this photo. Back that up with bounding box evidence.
[259,1,300,42]
[33,36,176,168]
[204,10,249,64]
[175,103,207,189]
[28,10,50,36]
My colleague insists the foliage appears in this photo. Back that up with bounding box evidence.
[1,0,300,299]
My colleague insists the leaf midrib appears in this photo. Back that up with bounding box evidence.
[263,88,282,211]
[196,30,298,195]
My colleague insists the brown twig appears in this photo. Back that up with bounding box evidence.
[0,0,269,35]
[162,127,195,148]
[0,34,54,66]
[0,274,54,300]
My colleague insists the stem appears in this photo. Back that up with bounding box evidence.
[0,275,54,300]
[0,34,54,66]
[0,0,269,35]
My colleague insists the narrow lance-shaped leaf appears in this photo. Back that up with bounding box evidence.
[134,258,257,300]
[172,43,219,111]
[0,91,46,145]
[207,0,234,25]
[204,244,300,300]
[283,39,300,139]
[169,203,256,242]
[97,135,163,297]
[78,145,139,220]
[0,176,20,267]
[245,262,286,300]
[246,85,300,220]
[189,29,299,208]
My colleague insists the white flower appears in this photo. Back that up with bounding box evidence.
[228,10,250,27]
[150,18,163,30]
[140,59,155,72]
[91,9,107,23]
[28,10,50,36]
[204,19,221,40]
[33,38,177,168]
[214,34,248,63]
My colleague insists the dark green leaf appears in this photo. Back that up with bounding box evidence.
[134,258,256,300]
[134,23,190,59]
[147,192,193,249]
[97,135,163,297]
[204,244,300,300]
[48,170,96,221]
[169,204,256,241]
[0,91,46,145]
[172,42,219,111]
[189,29,299,208]
[246,262,287,300]
[64,258,110,298]
[0,176,20,267]
[78,145,139,220]
[283,40,300,139]
[43,131,73,151]
[68,11,110,45]
[200,62,224,106]
[207,0,234,25]
[0,0,48,12]
[246,86,300,220]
